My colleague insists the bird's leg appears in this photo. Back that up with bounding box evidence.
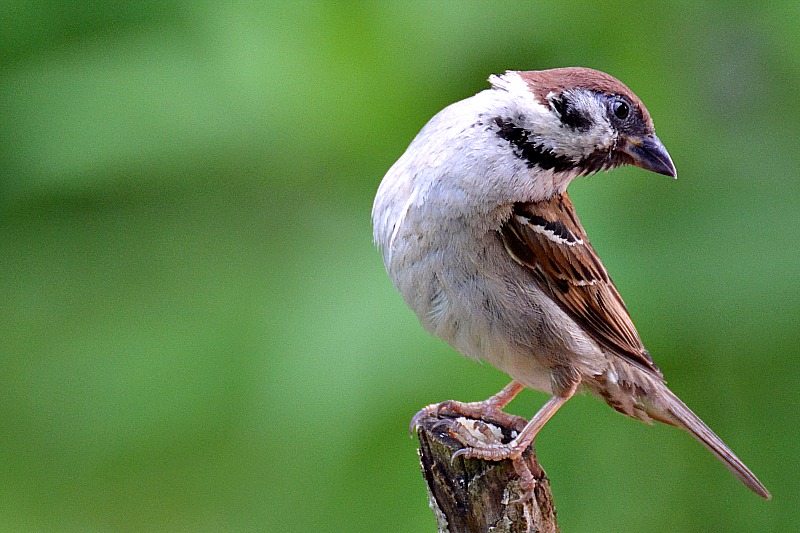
[451,379,579,462]
[410,381,528,434]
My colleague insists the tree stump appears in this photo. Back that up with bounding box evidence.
[416,414,558,533]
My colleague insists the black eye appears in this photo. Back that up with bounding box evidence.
[612,99,630,120]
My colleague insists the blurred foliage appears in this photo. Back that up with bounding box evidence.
[0,1,797,531]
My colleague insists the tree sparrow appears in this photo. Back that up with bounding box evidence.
[372,67,770,499]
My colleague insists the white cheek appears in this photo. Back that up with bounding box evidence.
[585,108,616,151]
[543,92,618,161]
[564,92,616,157]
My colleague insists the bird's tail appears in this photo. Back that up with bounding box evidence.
[649,384,771,499]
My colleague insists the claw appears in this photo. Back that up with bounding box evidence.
[450,447,469,463]
[409,388,529,437]
[409,402,443,434]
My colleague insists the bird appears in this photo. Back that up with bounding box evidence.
[371,67,770,499]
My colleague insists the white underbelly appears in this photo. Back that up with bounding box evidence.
[392,231,605,395]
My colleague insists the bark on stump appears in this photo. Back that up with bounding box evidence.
[416,415,558,533]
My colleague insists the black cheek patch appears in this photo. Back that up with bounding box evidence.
[550,95,591,131]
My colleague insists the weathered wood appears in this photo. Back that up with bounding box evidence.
[416,415,558,533]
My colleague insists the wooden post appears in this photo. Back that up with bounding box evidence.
[416,414,558,533]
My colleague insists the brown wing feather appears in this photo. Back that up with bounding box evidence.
[500,192,662,376]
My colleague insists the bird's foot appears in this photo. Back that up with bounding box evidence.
[444,417,537,500]
[409,399,528,435]
[449,420,534,461]
[409,381,528,434]
[446,392,573,462]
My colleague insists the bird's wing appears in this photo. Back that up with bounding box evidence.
[500,191,662,376]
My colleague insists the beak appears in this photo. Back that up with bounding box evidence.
[622,134,677,178]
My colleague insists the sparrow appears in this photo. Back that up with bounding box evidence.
[371,67,770,499]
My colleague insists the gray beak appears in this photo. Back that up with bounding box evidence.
[623,134,677,178]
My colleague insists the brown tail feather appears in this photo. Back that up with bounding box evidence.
[653,384,771,499]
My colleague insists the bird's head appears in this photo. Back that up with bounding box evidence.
[487,67,676,180]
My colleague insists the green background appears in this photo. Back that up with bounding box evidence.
[1,2,797,531]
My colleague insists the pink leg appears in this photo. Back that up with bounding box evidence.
[452,390,575,461]
[410,381,528,434]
